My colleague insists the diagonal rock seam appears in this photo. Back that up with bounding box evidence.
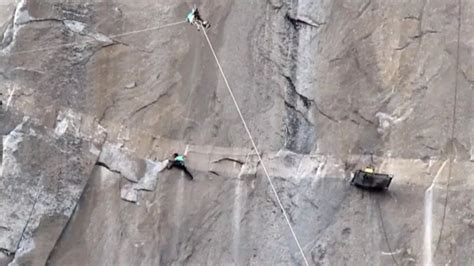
[12,188,42,257]
[285,13,325,30]
[96,143,170,203]
[95,161,123,176]
[212,157,245,165]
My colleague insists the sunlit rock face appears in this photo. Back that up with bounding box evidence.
[1,0,473,265]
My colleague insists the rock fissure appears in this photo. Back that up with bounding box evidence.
[127,90,170,121]
[95,161,123,177]
[403,16,420,21]
[285,13,325,30]
[13,190,41,252]
[79,42,123,66]
[20,17,64,25]
[212,157,244,165]
[283,75,313,108]
[411,29,438,40]
[315,104,338,123]
[395,42,413,51]
[356,0,372,19]
[0,8,17,51]
[98,96,120,124]
[284,100,313,125]
[353,110,374,125]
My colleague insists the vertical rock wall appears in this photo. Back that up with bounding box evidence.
[0,0,473,265]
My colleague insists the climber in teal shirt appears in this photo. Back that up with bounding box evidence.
[167,153,194,180]
[186,8,210,31]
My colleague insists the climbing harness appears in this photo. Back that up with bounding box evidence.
[199,24,310,266]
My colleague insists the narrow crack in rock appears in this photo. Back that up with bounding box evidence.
[283,74,313,108]
[212,157,245,165]
[356,0,372,19]
[285,13,325,30]
[95,161,123,176]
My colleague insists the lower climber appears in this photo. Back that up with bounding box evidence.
[186,8,210,31]
[167,153,194,180]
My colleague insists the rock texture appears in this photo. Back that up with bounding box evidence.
[97,142,168,203]
[1,0,473,265]
[0,108,105,265]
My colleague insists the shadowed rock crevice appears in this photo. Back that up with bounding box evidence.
[283,74,313,108]
[285,13,325,30]
[278,1,317,154]
[95,161,122,176]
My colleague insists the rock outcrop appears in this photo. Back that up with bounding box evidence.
[0,107,106,265]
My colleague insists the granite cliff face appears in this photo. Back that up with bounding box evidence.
[1,0,473,265]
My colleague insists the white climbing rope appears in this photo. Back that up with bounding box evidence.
[7,20,186,56]
[6,87,16,110]
[109,20,186,38]
[200,25,310,266]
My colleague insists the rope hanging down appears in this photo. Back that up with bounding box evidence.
[199,24,310,266]
[7,20,186,56]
